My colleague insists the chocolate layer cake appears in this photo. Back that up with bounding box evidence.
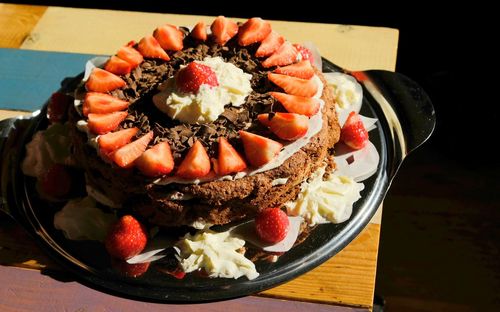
[70,17,340,227]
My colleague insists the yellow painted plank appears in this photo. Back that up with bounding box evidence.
[0,3,46,48]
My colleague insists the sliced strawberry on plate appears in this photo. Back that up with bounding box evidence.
[341,111,369,150]
[136,141,175,177]
[215,137,247,175]
[176,62,218,94]
[87,111,128,135]
[293,43,314,64]
[255,31,285,57]
[191,21,207,41]
[47,92,72,123]
[39,164,72,198]
[111,259,150,278]
[105,215,148,260]
[117,46,143,68]
[257,112,309,141]
[154,24,184,51]
[176,140,211,179]
[86,68,126,93]
[262,41,298,68]
[104,55,132,75]
[137,35,170,61]
[210,16,238,46]
[98,127,139,155]
[268,72,318,97]
[82,92,129,116]
[239,131,283,167]
[238,17,271,46]
[269,92,320,117]
[274,60,314,79]
[255,207,290,244]
[111,131,154,168]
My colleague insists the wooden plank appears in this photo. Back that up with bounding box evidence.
[0,266,368,312]
[0,4,46,48]
[20,7,398,71]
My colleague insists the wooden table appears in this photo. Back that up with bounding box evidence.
[0,4,398,311]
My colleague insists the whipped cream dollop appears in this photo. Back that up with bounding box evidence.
[54,196,116,241]
[175,229,259,280]
[324,72,362,110]
[286,166,364,226]
[153,56,252,124]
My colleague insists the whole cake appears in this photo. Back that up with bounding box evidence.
[70,16,340,227]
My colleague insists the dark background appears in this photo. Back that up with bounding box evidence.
[5,1,499,310]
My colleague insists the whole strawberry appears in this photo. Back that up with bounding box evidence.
[105,215,148,260]
[176,62,218,94]
[341,111,369,150]
[293,44,314,64]
[255,208,290,244]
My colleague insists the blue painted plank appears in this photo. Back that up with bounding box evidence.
[0,48,100,111]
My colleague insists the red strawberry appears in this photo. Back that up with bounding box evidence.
[82,92,129,116]
[154,24,184,51]
[293,44,314,63]
[87,111,128,135]
[239,131,283,167]
[210,16,238,45]
[274,60,314,79]
[191,21,207,41]
[255,31,285,57]
[137,35,170,61]
[39,164,72,198]
[257,113,309,141]
[255,208,290,244]
[176,140,211,179]
[268,73,318,98]
[111,259,150,278]
[111,131,153,168]
[98,127,139,155]
[104,55,132,75]
[215,137,247,175]
[176,62,218,94]
[47,92,71,123]
[341,111,369,150]
[105,215,148,260]
[269,92,320,117]
[237,17,271,46]
[135,141,175,177]
[262,42,298,68]
[86,68,126,93]
[117,46,144,68]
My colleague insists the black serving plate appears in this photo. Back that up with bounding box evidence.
[0,58,435,302]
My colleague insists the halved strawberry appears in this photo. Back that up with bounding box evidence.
[111,131,154,168]
[137,35,170,61]
[87,111,128,135]
[268,72,318,97]
[215,137,247,175]
[341,111,369,150]
[257,113,309,141]
[98,127,139,155]
[239,131,283,167]
[176,62,218,94]
[117,46,143,68]
[136,141,175,177]
[176,140,211,179]
[210,16,238,46]
[293,44,314,64]
[47,92,72,123]
[82,92,129,116]
[104,56,132,75]
[255,31,285,57]
[274,60,314,79]
[191,21,207,41]
[237,17,271,46]
[262,42,298,68]
[154,24,184,51]
[269,92,320,117]
[85,68,126,93]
